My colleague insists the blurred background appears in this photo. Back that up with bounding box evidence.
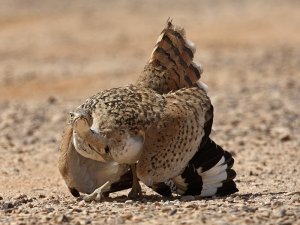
[0,0,299,100]
[0,0,299,215]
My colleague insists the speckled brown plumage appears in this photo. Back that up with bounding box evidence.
[79,85,165,132]
[137,87,212,185]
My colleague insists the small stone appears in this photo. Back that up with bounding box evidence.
[0,196,3,200]
[279,208,286,217]
[286,191,300,196]
[172,199,180,204]
[3,202,14,209]
[57,214,70,223]
[173,201,181,207]
[169,208,177,216]
[242,206,257,212]
[48,96,57,104]
[121,213,133,220]
[124,200,133,204]
[39,194,46,198]
[271,127,291,141]
[260,210,270,217]
[180,195,195,201]
[162,206,172,212]
[78,201,85,206]
[45,207,55,213]
[272,201,284,208]
[216,221,229,225]
[114,217,125,224]
[163,200,170,205]
[273,208,287,218]
[72,207,83,213]
[186,204,199,209]
[51,199,60,205]
[16,194,27,199]
[290,196,300,203]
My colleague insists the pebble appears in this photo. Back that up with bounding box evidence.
[272,208,286,218]
[161,206,172,212]
[181,195,195,201]
[260,210,271,217]
[271,127,291,141]
[3,202,14,209]
[39,194,46,199]
[163,200,170,205]
[45,207,55,213]
[78,201,85,206]
[173,201,181,207]
[15,194,27,199]
[85,220,92,224]
[57,214,70,223]
[216,221,230,225]
[72,207,83,213]
[125,200,133,204]
[169,208,177,216]
[120,213,133,220]
[186,204,199,209]
[242,206,257,212]
[115,217,125,224]
[272,200,284,207]
[286,191,300,196]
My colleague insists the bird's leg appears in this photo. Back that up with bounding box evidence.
[128,164,142,199]
[83,181,112,202]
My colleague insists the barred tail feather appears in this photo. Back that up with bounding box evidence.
[137,19,207,94]
[163,138,238,197]
[197,139,238,197]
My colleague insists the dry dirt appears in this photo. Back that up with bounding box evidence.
[0,0,300,224]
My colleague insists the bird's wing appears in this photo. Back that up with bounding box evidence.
[136,19,206,94]
[58,124,133,196]
[58,124,74,183]
[137,87,213,185]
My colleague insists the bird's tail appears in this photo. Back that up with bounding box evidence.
[164,138,238,197]
[194,138,238,196]
[136,19,207,94]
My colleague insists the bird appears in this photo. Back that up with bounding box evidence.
[59,20,238,201]
[58,120,134,200]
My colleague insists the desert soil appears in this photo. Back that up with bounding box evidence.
[0,0,299,224]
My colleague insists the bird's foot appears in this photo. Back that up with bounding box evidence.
[83,189,104,202]
[128,181,143,199]
[83,181,110,202]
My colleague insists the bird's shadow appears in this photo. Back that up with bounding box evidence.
[77,191,291,204]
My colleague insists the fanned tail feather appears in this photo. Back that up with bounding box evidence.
[195,138,238,197]
[161,138,238,197]
[137,19,206,94]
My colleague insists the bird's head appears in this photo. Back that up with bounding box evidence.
[68,108,144,165]
[69,109,93,137]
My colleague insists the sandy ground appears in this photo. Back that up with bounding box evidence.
[0,0,300,224]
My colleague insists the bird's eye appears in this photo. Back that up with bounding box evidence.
[69,113,74,120]
[104,146,110,154]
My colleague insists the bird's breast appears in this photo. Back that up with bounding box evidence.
[112,135,144,164]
